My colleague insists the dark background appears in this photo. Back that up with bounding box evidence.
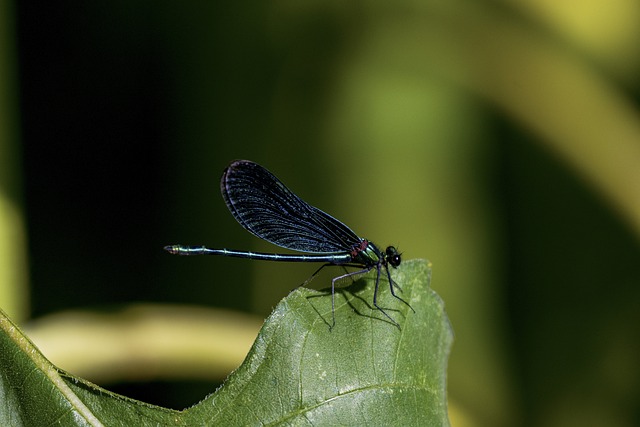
[7,2,640,426]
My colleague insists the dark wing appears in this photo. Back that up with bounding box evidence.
[220,160,361,253]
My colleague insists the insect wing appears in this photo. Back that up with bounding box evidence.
[221,160,361,253]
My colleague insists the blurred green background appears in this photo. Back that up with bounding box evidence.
[2,1,639,426]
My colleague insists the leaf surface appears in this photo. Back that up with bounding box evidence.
[0,259,452,426]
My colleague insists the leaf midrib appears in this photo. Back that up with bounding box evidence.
[264,381,438,426]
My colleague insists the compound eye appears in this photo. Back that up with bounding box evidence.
[385,246,401,267]
[390,254,401,267]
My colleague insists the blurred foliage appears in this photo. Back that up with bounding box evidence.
[0,0,29,321]
[2,1,639,426]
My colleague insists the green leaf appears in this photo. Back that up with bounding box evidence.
[0,313,183,426]
[0,259,452,426]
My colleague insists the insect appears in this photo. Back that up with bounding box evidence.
[165,160,413,328]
